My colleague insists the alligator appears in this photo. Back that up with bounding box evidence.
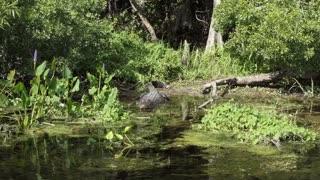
[137,83,169,109]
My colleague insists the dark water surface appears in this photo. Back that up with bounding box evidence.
[1,94,320,179]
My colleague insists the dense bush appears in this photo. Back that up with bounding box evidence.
[0,0,183,83]
[200,102,317,144]
[215,0,320,74]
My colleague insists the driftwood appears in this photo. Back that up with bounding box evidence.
[198,71,285,109]
[202,71,285,94]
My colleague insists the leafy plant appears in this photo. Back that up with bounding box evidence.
[105,126,134,158]
[199,102,317,144]
[81,66,128,122]
[4,61,81,130]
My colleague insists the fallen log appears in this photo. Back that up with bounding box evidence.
[202,71,285,94]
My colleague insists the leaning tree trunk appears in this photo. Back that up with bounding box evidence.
[205,0,223,52]
[129,0,158,42]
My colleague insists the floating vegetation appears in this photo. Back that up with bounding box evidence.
[198,102,317,145]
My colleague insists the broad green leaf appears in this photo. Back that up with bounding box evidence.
[13,82,26,93]
[115,133,123,140]
[71,79,80,92]
[86,72,96,84]
[63,65,72,79]
[6,70,15,82]
[97,66,104,76]
[106,131,114,140]
[43,69,50,79]
[51,59,57,70]
[114,152,123,159]
[23,116,29,129]
[30,85,39,96]
[21,92,30,108]
[35,61,47,76]
[0,93,8,106]
[88,87,97,95]
[48,79,57,90]
[104,73,115,85]
[39,84,46,95]
[124,126,132,133]
[106,88,117,108]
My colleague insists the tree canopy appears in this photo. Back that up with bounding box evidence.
[1,0,320,81]
[215,0,320,74]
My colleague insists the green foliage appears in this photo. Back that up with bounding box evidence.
[1,62,127,131]
[0,0,112,74]
[182,49,248,80]
[0,0,19,28]
[200,102,317,144]
[105,126,134,158]
[81,67,128,122]
[120,41,182,83]
[0,0,183,83]
[1,61,81,129]
[215,0,320,73]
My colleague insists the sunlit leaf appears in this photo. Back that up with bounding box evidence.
[35,61,47,76]
[71,79,80,92]
[6,70,15,82]
[51,59,57,70]
[115,133,123,140]
[124,126,132,133]
[30,85,39,96]
[106,131,114,140]
[106,88,117,108]
[114,152,123,159]
[43,69,50,79]
[63,65,72,79]
[39,84,46,95]
[104,73,115,85]
[86,72,96,84]
[88,87,97,95]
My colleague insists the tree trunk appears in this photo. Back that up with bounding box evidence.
[129,0,158,42]
[205,0,223,52]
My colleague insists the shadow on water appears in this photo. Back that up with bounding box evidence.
[0,136,208,179]
[2,93,320,179]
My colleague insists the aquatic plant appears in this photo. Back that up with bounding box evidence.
[3,60,81,129]
[106,126,134,158]
[80,66,128,122]
[199,102,317,144]
[1,61,127,131]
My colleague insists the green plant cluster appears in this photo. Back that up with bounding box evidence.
[0,0,184,83]
[215,0,320,73]
[200,102,317,144]
[0,61,127,130]
[182,49,248,80]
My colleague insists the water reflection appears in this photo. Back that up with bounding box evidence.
[1,94,320,179]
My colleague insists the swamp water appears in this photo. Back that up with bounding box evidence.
[1,91,320,179]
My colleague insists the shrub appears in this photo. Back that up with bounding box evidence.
[215,0,320,74]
